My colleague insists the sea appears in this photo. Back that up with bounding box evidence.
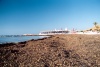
[0,35,47,44]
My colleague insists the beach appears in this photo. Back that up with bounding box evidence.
[0,34,100,67]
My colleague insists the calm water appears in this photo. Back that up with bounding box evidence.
[0,36,46,44]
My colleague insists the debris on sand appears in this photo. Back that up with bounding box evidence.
[0,34,100,67]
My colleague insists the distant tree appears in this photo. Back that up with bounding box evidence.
[90,29,92,31]
[93,22,100,31]
[80,30,83,32]
[93,22,98,27]
[98,29,100,32]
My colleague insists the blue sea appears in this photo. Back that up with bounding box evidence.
[0,35,46,44]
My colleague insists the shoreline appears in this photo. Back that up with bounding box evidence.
[0,35,52,45]
[0,33,100,45]
[0,35,53,47]
[0,34,100,46]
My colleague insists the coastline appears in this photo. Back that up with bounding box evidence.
[0,35,52,46]
[0,34,100,67]
[0,35,52,45]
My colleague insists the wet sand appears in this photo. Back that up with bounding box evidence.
[0,34,100,67]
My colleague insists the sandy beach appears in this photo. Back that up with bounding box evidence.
[0,34,100,67]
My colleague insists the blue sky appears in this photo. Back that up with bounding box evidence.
[0,0,100,35]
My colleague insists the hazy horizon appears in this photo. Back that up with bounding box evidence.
[0,0,100,35]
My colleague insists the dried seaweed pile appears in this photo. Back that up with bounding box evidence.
[0,34,100,67]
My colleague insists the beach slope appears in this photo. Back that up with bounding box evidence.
[0,34,100,67]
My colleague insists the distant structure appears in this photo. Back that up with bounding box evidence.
[23,34,34,36]
[39,23,100,35]
[39,28,70,35]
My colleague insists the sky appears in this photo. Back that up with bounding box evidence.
[0,0,100,35]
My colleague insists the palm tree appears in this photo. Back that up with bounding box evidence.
[93,22,100,31]
[94,22,98,27]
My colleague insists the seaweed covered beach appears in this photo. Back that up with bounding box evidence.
[0,34,100,67]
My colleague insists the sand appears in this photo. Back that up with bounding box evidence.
[0,34,100,67]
